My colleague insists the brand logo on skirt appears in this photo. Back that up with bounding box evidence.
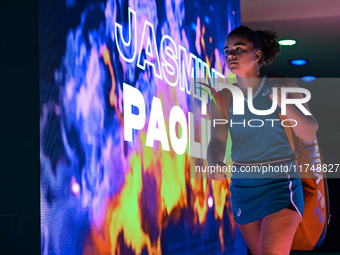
[237,208,241,217]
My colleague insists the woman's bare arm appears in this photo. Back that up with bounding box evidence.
[270,78,318,143]
[207,90,229,165]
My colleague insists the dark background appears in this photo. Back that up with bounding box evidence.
[0,0,40,254]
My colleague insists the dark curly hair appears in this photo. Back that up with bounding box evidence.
[227,25,281,68]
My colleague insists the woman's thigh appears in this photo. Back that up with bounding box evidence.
[238,219,262,255]
[260,208,300,255]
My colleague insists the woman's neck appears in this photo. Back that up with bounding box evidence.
[236,70,264,96]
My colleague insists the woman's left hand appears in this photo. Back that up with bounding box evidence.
[269,84,285,108]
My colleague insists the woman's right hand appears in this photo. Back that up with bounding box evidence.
[209,171,227,181]
[208,161,228,181]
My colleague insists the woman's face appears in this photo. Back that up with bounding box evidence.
[224,35,261,74]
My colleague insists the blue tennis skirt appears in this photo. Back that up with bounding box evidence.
[229,159,304,225]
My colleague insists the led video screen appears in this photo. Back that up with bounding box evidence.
[39,0,244,254]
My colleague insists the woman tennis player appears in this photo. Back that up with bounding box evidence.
[207,26,319,254]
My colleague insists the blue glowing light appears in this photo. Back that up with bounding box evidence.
[290,59,307,66]
[192,23,196,31]
[301,76,316,82]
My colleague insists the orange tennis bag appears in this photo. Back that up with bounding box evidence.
[211,75,330,250]
[269,75,330,250]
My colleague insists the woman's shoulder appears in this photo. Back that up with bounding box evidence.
[267,74,288,82]
[267,75,300,88]
[217,86,234,101]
